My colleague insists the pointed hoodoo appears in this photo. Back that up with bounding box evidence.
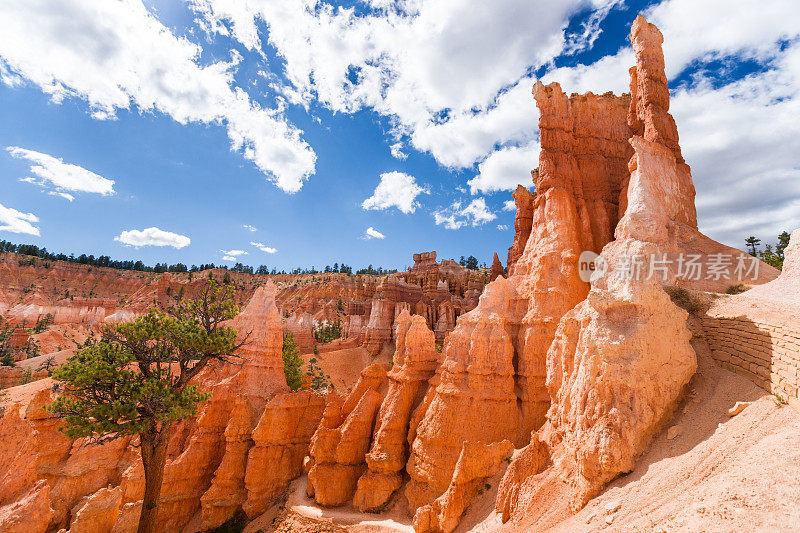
[229,281,288,402]
[490,252,504,281]
[354,310,441,511]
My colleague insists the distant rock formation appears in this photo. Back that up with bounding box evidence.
[343,251,489,355]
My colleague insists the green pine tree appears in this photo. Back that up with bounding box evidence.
[282,333,303,391]
[47,280,247,533]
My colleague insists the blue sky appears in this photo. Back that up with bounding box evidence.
[1,0,798,271]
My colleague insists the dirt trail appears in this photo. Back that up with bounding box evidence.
[246,473,414,533]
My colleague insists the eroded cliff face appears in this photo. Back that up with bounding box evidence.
[0,282,328,533]
[493,16,774,528]
[511,81,634,442]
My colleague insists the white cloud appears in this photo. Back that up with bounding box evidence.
[468,139,540,194]
[220,249,248,261]
[497,224,509,231]
[188,0,618,172]
[49,191,75,201]
[647,0,800,79]
[363,226,385,240]
[242,224,257,232]
[0,0,315,193]
[540,47,633,95]
[433,198,497,230]
[408,77,540,169]
[0,202,40,235]
[115,227,191,248]
[670,44,800,246]
[7,146,115,198]
[389,142,407,160]
[250,241,277,254]
[362,171,428,214]
[502,199,516,211]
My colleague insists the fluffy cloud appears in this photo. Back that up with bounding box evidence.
[220,249,248,261]
[7,146,115,199]
[188,0,619,173]
[242,224,257,232]
[670,47,800,245]
[540,47,633,95]
[389,142,407,160]
[0,0,315,193]
[363,226,385,240]
[409,78,540,169]
[115,227,191,248]
[433,198,496,230]
[0,202,40,235]
[502,199,516,211]
[250,241,277,253]
[648,0,800,79]
[362,171,428,214]
[468,139,540,194]
[497,224,509,231]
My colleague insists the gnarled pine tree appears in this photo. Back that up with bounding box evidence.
[48,280,248,533]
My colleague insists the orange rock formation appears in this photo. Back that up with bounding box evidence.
[306,364,388,506]
[0,283,328,532]
[353,310,441,511]
[506,183,535,277]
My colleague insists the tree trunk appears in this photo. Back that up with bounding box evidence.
[137,424,171,533]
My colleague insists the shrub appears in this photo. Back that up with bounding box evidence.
[32,313,54,333]
[38,356,57,376]
[725,283,751,295]
[18,368,33,385]
[306,357,332,392]
[664,286,709,315]
[24,338,41,359]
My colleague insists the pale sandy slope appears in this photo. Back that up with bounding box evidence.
[550,345,800,532]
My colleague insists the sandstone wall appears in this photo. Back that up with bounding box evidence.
[702,228,800,409]
[703,316,800,407]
